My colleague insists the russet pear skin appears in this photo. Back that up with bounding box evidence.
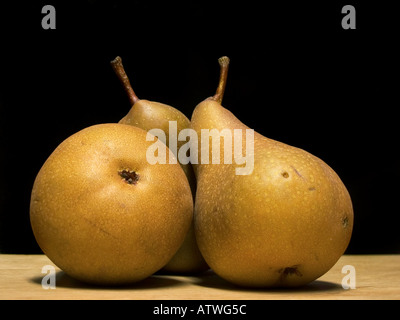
[30,123,193,285]
[119,99,197,194]
[191,60,353,287]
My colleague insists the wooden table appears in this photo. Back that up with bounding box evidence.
[0,254,399,300]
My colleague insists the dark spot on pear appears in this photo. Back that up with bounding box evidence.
[282,171,289,178]
[278,265,302,283]
[342,216,349,228]
[118,169,139,185]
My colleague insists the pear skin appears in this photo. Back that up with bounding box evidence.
[30,123,193,285]
[119,99,197,194]
[191,57,353,287]
[111,57,208,273]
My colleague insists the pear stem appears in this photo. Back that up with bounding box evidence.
[110,56,139,105]
[212,56,230,104]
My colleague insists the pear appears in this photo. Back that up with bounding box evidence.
[191,57,354,287]
[30,123,193,285]
[110,57,208,273]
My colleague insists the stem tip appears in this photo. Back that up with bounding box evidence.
[213,56,230,104]
[218,56,230,68]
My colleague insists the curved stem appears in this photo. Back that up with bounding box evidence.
[110,56,139,105]
[212,56,230,104]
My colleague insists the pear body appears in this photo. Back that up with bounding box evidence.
[30,123,193,285]
[120,100,208,273]
[191,99,353,287]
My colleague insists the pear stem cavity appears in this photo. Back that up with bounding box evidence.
[212,56,230,104]
[111,56,139,106]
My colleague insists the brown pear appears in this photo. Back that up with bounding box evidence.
[191,57,354,287]
[110,57,208,273]
[30,123,193,285]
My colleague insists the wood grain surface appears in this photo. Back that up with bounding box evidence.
[0,254,399,300]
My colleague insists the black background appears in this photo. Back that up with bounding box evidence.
[0,1,399,254]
